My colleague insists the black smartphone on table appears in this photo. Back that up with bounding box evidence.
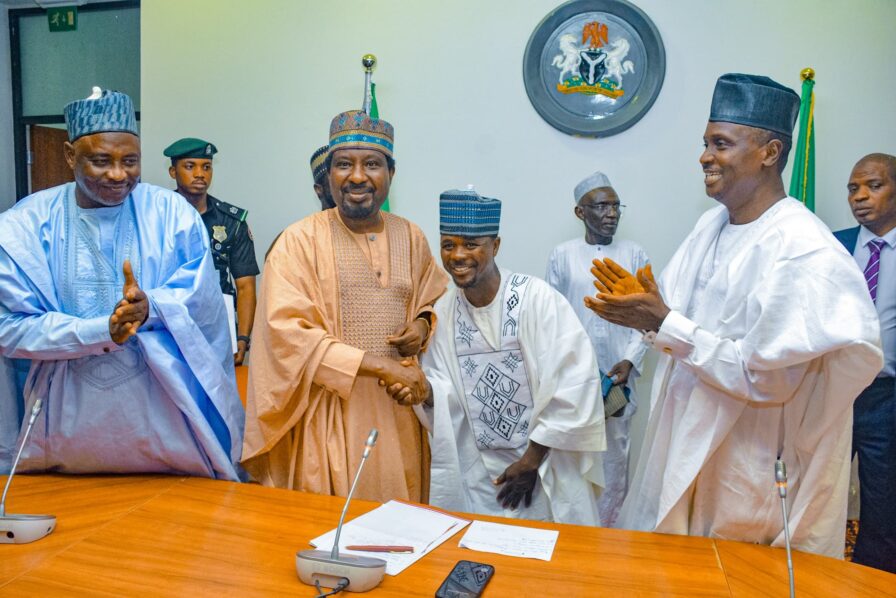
[434,560,495,598]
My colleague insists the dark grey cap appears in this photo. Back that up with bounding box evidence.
[709,73,800,136]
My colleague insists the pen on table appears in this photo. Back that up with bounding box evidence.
[345,545,415,553]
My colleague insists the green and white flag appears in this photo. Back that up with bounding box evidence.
[789,73,815,212]
[370,83,390,213]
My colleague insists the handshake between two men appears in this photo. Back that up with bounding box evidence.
[353,316,433,407]
[367,313,547,512]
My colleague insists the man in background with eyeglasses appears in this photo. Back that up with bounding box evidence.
[546,171,649,527]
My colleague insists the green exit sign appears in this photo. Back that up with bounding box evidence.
[47,7,78,32]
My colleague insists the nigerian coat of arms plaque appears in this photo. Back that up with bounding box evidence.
[523,0,666,137]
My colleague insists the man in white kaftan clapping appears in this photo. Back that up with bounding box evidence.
[586,73,882,558]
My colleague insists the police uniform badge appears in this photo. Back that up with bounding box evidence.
[212,225,228,243]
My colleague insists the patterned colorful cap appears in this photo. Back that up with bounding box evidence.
[709,73,800,136]
[328,110,394,158]
[574,171,613,203]
[310,144,329,182]
[439,187,501,237]
[64,87,138,142]
[163,137,217,160]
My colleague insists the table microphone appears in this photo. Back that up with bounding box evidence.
[296,428,386,593]
[775,459,795,598]
[1,399,56,544]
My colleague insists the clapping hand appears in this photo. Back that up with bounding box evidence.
[108,260,149,344]
[585,263,669,332]
[591,258,645,296]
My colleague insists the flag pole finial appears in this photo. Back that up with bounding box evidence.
[800,68,815,81]
[362,54,377,74]
[361,54,377,114]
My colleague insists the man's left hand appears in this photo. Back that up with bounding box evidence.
[584,265,670,332]
[495,459,539,510]
[234,340,248,366]
[591,258,645,296]
[495,442,549,510]
[386,318,429,357]
[607,360,634,386]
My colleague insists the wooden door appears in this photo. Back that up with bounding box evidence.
[29,125,74,193]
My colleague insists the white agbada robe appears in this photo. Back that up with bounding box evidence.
[417,269,606,526]
[546,237,649,526]
[618,198,882,558]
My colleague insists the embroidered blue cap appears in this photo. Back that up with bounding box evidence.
[439,187,501,237]
[329,110,394,158]
[64,87,138,142]
[709,73,800,136]
[310,144,329,182]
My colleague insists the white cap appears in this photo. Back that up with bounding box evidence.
[574,171,613,203]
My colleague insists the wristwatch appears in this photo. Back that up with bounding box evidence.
[415,315,432,342]
[237,335,251,350]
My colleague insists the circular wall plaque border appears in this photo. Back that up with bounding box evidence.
[523,0,666,137]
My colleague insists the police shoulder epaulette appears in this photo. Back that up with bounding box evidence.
[213,198,248,222]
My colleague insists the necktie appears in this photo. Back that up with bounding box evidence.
[864,238,886,303]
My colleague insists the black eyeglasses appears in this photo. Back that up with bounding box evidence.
[585,203,626,215]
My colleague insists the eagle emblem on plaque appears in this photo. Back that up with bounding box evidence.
[552,20,633,99]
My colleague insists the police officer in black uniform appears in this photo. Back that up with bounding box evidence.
[164,137,259,365]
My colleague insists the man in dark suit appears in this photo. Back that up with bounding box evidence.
[834,152,896,573]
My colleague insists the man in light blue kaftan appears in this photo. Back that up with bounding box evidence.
[0,89,243,479]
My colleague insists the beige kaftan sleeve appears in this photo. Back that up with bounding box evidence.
[312,343,364,399]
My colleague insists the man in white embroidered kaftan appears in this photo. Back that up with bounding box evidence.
[402,188,606,525]
[586,73,882,558]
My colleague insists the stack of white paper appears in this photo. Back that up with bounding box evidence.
[459,520,559,561]
[310,500,470,575]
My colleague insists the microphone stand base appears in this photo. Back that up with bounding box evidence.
[296,549,386,592]
[0,514,56,544]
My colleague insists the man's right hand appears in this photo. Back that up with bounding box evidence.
[380,358,429,405]
[109,260,149,345]
[360,354,429,405]
[381,359,434,406]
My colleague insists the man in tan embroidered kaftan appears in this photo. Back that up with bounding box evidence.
[242,110,448,502]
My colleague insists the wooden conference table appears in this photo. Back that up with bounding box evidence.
[1,475,893,596]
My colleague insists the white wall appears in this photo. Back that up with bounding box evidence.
[0,6,14,211]
[141,0,896,272]
[141,0,896,468]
